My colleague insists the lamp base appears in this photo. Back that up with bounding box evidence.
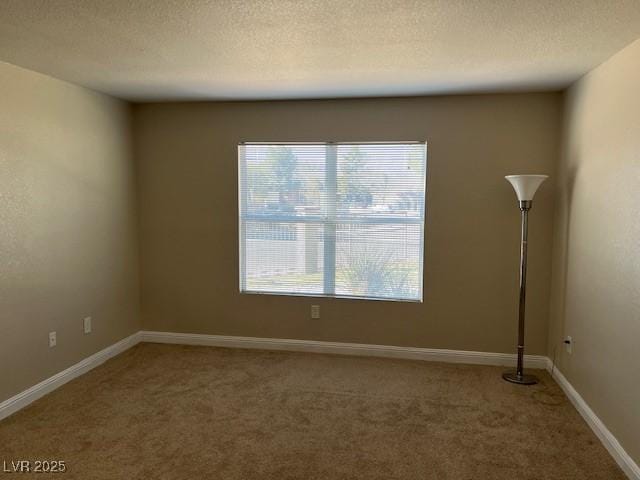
[502,371,538,385]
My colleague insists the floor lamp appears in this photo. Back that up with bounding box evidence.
[503,174,548,385]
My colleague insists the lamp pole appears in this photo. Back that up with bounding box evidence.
[502,200,536,384]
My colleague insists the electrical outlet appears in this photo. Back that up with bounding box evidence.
[83,316,92,334]
[311,305,320,319]
[49,331,57,348]
[564,336,572,354]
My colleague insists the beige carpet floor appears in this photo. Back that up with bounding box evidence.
[0,343,626,480]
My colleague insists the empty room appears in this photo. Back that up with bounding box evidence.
[1,1,639,478]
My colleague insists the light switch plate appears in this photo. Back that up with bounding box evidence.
[49,331,57,348]
[311,305,320,319]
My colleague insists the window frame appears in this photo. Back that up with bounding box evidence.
[238,141,428,302]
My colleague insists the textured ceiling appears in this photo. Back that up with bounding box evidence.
[1,0,639,101]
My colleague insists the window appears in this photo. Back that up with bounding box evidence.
[238,142,427,301]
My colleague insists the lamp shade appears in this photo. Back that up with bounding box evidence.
[505,175,548,201]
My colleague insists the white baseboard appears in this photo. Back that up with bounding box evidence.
[139,330,549,369]
[0,332,141,421]
[547,359,639,480]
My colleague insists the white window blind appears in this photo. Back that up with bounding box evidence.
[239,142,427,301]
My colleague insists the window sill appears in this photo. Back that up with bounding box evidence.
[240,289,423,303]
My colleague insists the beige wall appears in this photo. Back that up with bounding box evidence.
[0,62,140,402]
[134,93,561,354]
[549,39,640,464]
